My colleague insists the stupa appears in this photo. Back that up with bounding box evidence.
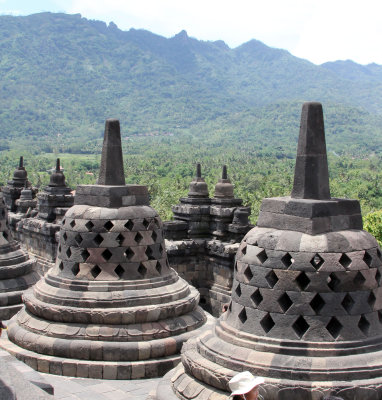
[156,102,382,400]
[2,119,209,379]
[0,192,38,320]
[17,159,74,274]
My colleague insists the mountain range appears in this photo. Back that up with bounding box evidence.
[0,12,382,155]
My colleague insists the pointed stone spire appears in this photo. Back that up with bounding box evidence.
[291,102,331,200]
[97,119,125,186]
[49,158,66,187]
[188,163,209,198]
[214,165,234,199]
[19,156,24,169]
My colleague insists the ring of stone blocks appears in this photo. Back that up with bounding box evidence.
[174,339,382,398]
[4,339,181,378]
[0,241,21,255]
[0,290,25,306]
[0,270,39,293]
[23,286,200,324]
[7,310,206,361]
[0,257,35,279]
[194,331,382,381]
[16,306,206,341]
[29,275,193,307]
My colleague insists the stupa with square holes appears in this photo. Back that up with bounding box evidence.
[155,102,382,400]
[1,119,210,379]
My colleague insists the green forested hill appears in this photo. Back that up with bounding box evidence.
[1,12,382,156]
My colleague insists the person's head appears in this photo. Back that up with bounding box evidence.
[229,371,264,400]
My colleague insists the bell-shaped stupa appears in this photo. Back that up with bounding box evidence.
[2,119,208,379]
[156,102,382,400]
[0,192,38,320]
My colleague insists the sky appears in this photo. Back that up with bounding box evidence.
[1,0,382,65]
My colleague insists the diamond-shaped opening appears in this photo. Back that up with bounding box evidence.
[234,262,238,272]
[90,264,102,278]
[58,245,61,253]
[265,270,279,288]
[125,247,134,260]
[70,220,76,228]
[102,248,112,261]
[159,244,164,255]
[151,230,158,242]
[62,232,67,242]
[363,251,373,267]
[368,291,376,309]
[358,315,370,335]
[58,261,64,271]
[250,289,263,306]
[310,293,325,314]
[138,263,147,276]
[257,249,268,264]
[327,272,340,291]
[85,221,94,231]
[143,218,150,229]
[155,261,162,274]
[243,266,253,283]
[104,220,114,231]
[281,253,293,268]
[241,244,247,255]
[135,232,143,244]
[145,246,155,260]
[378,248,382,260]
[326,317,343,339]
[81,249,90,262]
[339,253,352,269]
[116,233,124,246]
[292,316,309,338]
[278,292,293,312]
[62,219,66,226]
[75,233,83,245]
[3,231,8,241]
[66,247,72,258]
[238,307,247,324]
[228,301,232,312]
[235,283,242,297]
[353,271,366,285]
[296,271,310,290]
[260,313,275,333]
[114,264,124,279]
[376,269,382,285]
[94,234,104,246]
[71,263,80,276]
[310,253,324,270]
[341,293,355,314]
[154,217,161,228]
[124,220,134,231]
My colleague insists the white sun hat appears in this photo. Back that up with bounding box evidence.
[229,371,265,396]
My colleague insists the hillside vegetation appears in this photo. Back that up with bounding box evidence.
[1,12,382,230]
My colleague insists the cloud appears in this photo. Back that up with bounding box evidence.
[67,0,382,64]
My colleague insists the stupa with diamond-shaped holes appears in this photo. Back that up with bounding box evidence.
[155,102,382,400]
[2,119,208,379]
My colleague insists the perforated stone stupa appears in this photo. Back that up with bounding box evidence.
[0,192,38,320]
[2,119,208,379]
[155,102,382,400]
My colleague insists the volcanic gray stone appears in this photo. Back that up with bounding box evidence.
[98,119,125,186]
[291,102,330,200]
[155,102,382,400]
[2,119,210,379]
[0,192,38,320]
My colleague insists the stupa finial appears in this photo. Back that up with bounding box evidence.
[196,163,202,179]
[56,158,60,172]
[97,119,125,186]
[291,102,330,200]
[222,165,227,180]
[19,156,24,169]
